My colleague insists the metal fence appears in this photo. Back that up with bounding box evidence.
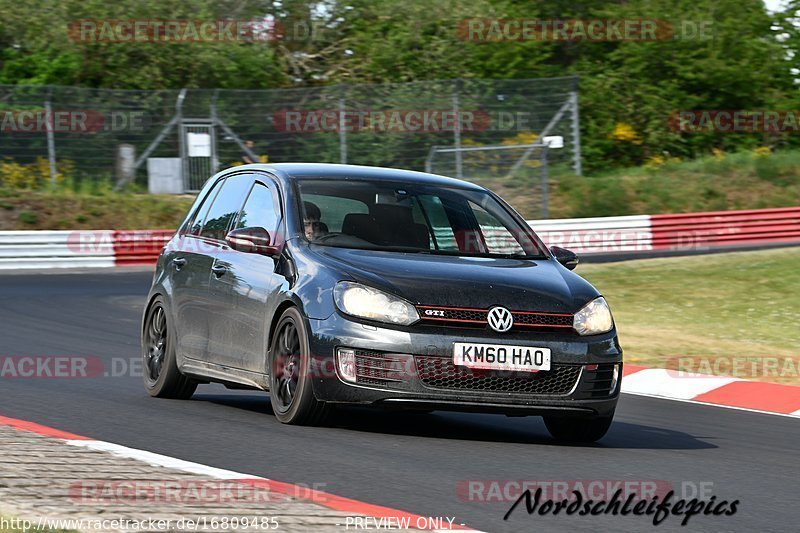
[0,77,580,217]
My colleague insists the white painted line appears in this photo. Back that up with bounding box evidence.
[65,440,260,480]
[621,369,740,400]
[791,409,800,417]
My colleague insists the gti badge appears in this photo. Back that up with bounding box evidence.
[487,306,513,333]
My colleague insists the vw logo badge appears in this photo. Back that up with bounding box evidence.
[487,306,513,333]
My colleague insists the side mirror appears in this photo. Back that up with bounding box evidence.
[550,246,579,270]
[226,227,283,257]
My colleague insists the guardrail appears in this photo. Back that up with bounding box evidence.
[113,230,173,266]
[529,207,800,254]
[528,215,653,255]
[0,230,115,269]
[649,207,800,250]
[1,207,799,269]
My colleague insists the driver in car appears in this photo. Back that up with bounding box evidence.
[303,201,328,241]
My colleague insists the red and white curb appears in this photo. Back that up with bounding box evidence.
[0,415,480,532]
[622,365,800,417]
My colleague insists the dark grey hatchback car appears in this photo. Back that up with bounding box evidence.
[142,163,623,442]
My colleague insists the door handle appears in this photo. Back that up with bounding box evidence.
[211,264,228,277]
[173,257,186,270]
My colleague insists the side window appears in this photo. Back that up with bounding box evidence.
[188,178,225,235]
[235,182,281,234]
[199,175,250,240]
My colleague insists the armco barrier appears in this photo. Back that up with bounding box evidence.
[113,230,173,266]
[0,230,115,269]
[0,207,798,269]
[528,215,653,255]
[650,207,800,251]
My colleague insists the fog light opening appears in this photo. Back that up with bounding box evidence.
[337,348,357,383]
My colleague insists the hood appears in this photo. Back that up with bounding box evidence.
[308,245,600,314]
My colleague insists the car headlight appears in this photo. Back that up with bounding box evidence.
[573,297,614,335]
[333,281,420,326]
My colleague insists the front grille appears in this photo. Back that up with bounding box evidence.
[514,312,573,327]
[415,356,581,395]
[353,350,412,386]
[417,305,573,330]
[421,308,487,323]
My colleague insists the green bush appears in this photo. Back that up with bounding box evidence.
[18,211,38,225]
[754,157,780,183]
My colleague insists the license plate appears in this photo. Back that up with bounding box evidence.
[453,342,551,372]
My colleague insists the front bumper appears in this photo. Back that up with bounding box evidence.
[306,312,623,418]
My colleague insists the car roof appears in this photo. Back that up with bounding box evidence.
[236,163,486,191]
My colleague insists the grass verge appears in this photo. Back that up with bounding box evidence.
[547,149,800,219]
[480,148,800,218]
[0,187,194,231]
[579,247,800,385]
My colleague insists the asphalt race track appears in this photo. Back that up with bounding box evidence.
[1,269,798,532]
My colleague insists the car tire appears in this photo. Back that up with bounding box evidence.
[543,411,614,443]
[269,307,330,425]
[142,297,197,399]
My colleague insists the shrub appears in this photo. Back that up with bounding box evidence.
[18,211,38,225]
[0,157,72,189]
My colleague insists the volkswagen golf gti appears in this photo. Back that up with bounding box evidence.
[141,163,623,442]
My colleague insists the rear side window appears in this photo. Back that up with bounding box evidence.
[198,175,250,240]
[235,182,281,234]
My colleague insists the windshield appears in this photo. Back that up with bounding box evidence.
[296,178,548,259]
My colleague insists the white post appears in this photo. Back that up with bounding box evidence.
[44,89,57,187]
[571,89,582,176]
[452,79,462,179]
[339,88,347,164]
